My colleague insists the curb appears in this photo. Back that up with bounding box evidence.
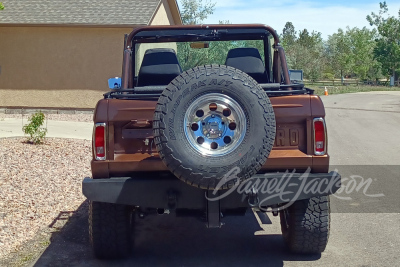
[0,107,94,115]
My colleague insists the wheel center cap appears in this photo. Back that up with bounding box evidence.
[203,116,224,139]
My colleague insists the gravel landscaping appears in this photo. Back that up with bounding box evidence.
[0,137,91,262]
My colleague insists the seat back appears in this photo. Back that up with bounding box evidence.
[225,48,268,83]
[137,48,182,86]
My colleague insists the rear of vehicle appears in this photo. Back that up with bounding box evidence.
[82,24,340,259]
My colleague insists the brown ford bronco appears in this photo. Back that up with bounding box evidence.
[82,24,341,259]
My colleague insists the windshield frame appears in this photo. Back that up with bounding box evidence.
[121,24,290,89]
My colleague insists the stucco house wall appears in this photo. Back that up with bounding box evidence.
[0,0,181,109]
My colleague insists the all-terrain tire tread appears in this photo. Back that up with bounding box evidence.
[89,201,133,259]
[280,196,330,254]
[153,65,276,190]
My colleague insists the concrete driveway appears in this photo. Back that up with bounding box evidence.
[0,118,92,140]
[30,91,400,266]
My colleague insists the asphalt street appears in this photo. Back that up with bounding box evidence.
[28,91,400,267]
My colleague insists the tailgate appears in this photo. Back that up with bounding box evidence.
[93,94,327,176]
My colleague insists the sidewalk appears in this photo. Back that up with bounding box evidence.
[0,118,92,140]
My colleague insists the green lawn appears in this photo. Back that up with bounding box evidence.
[306,85,400,96]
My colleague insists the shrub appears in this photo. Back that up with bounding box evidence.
[322,72,335,80]
[22,112,47,144]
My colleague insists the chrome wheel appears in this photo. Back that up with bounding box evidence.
[184,93,247,157]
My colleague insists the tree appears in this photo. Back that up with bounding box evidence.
[177,0,216,70]
[296,29,325,80]
[179,0,215,25]
[325,26,383,82]
[347,27,380,81]
[367,2,400,82]
[280,22,297,71]
[281,23,325,80]
[281,22,297,47]
[326,29,353,79]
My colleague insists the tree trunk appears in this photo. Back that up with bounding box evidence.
[341,70,343,85]
[393,68,396,87]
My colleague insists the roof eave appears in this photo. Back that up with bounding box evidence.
[0,23,146,28]
[147,0,163,25]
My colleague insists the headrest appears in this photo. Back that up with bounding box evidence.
[137,48,182,86]
[225,48,268,83]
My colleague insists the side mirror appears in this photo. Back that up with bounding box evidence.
[108,77,121,89]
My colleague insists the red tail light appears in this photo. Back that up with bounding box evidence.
[94,123,106,160]
[313,118,326,155]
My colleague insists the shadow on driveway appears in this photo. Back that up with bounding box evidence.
[33,201,320,267]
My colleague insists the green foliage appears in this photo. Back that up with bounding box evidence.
[347,27,379,80]
[281,22,296,47]
[177,40,264,71]
[0,2,4,10]
[179,0,215,25]
[176,0,397,84]
[22,112,47,144]
[177,41,229,71]
[325,27,379,80]
[177,0,265,72]
[281,26,325,80]
[326,28,353,78]
[367,2,400,79]
[281,20,387,82]
[322,72,335,80]
[177,0,217,70]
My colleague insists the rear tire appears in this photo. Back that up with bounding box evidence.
[280,196,330,254]
[89,201,134,259]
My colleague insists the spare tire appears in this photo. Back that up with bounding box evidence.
[153,65,276,190]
